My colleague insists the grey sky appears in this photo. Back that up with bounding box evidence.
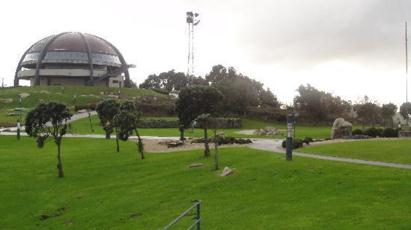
[1,0,410,105]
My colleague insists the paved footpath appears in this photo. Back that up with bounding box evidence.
[1,130,410,170]
[0,111,97,132]
[248,138,411,170]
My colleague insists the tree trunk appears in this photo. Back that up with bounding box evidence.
[135,129,145,160]
[56,141,64,178]
[214,129,219,170]
[88,112,94,132]
[204,126,210,157]
[180,129,185,141]
[115,128,120,152]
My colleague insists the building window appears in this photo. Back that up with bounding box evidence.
[112,80,119,84]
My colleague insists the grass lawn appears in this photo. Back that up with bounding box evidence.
[69,115,337,139]
[0,86,166,127]
[1,136,411,229]
[300,139,411,164]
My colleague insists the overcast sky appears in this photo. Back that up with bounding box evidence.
[1,0,410,106]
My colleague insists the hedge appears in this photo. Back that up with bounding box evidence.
[137,118,179,128]
[195,118,242,129]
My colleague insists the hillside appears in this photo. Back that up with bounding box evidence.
[0,86,170,127]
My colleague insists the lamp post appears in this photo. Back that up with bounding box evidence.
[15,96,23,140]
[286,113,295,161]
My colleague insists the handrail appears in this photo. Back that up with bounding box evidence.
[162,200,201,230]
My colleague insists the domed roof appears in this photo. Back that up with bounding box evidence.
[20,32,124,67]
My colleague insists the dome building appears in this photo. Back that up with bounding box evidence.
[14,32,133,88]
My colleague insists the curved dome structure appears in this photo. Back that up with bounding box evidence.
[14,32,132,87]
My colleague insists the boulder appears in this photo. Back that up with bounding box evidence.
[19,93,30,98]
[253,127,278,136]
[331,118,352,139]
[220,166,234,177]
[158,140,184,148]
[188,163,204,168]
[0,98,13,104]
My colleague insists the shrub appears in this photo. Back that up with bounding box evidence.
[364,127,383,137]
[352,129,363,135]
[195,118,242,129]
[302,137,313,145]
[74,102,98,111]
[192,136,252,145]
[382,128,398,138]
[282,138,304,149]
[137,118,179,128]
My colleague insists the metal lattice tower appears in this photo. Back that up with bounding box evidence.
[406,21,409,103]
[186,11,200,85]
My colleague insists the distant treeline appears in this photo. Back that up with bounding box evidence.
[138,65,411,126]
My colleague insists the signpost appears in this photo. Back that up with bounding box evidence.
[15,96,23,140]
[286,114,294,161]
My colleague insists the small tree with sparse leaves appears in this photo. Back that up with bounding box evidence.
[96,100,120,152]
[25,102,72,178]
[113,101,145,159]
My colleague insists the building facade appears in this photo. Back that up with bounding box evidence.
[14,32,132,88]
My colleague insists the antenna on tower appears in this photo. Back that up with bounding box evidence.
[406,21,409,103]
[186,11,200,85]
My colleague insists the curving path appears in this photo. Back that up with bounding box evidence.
[1,129,411,170]
[248,138,411,170]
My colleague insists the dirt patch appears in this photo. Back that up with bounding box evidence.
[130,138,243,153]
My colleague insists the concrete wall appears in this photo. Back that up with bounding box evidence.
[29,76,123,88]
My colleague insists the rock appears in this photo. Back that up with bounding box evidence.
[158,140,184,148]
[331,118,352,139]
[19,93,30,98]
[220,166,234,177]
[107,94,119,99]
[253,127,278,136]
[0,98,13,104]
[188,163,204,168]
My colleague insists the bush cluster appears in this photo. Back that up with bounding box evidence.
[195,118,242,129]
[74,102,98,111]
[352,128,398,138]
[281,138,304,149]
[192,136,252,145]
[137,118,179,128]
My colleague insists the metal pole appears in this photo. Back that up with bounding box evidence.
[286,114,294,161]
[187,22,191,81]
[406,21,409,103]
[196,200,201,230]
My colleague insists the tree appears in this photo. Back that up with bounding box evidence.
[176,86,223,142]
[400,102,411,121]
[208,117,224,170]
[25,102,72,178]
[205,65,280,116]
[294,84,351,123]
[196,114,211,156]
[353,96,382,128]
[139,70,207,93]
[113,101,145,159]
[96,100,120,151]
[381,103,397,128]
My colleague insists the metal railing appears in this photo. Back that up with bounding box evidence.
[162,200,201,230]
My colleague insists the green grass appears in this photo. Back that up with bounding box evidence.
[0,86,167,126]
[70,115,339,139]
[1,136,411,229]
[300,139,411,164]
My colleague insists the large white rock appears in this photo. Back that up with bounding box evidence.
[220,166,234,177]
[331,118,352,139]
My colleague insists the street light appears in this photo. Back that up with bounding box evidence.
[285,113,298,161]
